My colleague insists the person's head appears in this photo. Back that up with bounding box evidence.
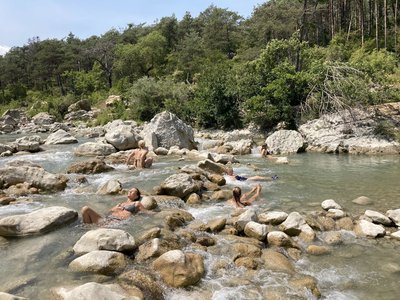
[225,167,234,176]
[232,186,241,202]
[138,140,145,149]
[128,187,141,201]
[261,144,268,150]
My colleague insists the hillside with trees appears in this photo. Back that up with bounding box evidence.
[0,0,399,133]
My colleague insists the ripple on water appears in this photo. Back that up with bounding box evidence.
[0,202,44,216]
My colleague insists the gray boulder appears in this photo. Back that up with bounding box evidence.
[73,228,136,255]
[12,135,43,152]
[68,99,91,112]
[67,158,114,174]
[45,129,78,144]
[105,125,139,150]
[96,179,122,195]
[159,173,200,198]
[141,111,196,150]
[0,165,68,191]
[279,212,306,236]
[364,210,392,226]
[0,206,78,237]
[386,209,400,226]
[266,130,306,154]
[32,112,56,125]
[74,142,116,156]
[354,220,386,238]
[69,250,127,275]
[54,282,138,300]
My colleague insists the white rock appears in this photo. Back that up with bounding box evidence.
[258,211,288,225]
[354,220,386,238]
[244,221,268,240]
[365,210,392,226]
[386,209,400,226]
[321,199,342,210]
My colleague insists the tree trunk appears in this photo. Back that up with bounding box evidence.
[396,0,398,52]
[375,0,379,49]
[384,0,387,48]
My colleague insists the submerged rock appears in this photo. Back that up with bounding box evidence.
[67,158,114,174]
[0,206,78,237]
[69,250,127,275]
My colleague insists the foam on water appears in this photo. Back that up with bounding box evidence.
[0,202,44,216]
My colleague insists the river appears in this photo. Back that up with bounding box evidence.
[0,136,399,299]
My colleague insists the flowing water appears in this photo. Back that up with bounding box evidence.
[0,136,399,299]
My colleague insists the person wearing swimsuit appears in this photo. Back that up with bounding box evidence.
[227,185,262,208]
[81,187,145,224]
[225,167,278,181]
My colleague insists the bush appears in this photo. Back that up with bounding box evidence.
[373,120,400,142]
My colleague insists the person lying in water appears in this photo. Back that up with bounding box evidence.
[81,187,146,224]
[126,140,153,169]
[225,167,278,181]
[227,185,262,208]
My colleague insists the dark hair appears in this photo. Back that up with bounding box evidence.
[261,144,268,150]
[232,186,242,204]
[131,188,141,201]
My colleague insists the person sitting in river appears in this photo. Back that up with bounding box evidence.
[227,185,262,208]
[126,140,153,169]
[260,143,275,159]
[225,167,278,181]
[81,187,146,224]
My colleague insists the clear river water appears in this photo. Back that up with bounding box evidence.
[0,135,399,299]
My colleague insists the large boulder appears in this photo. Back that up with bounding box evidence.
[67,99,91,112]
[0,165,68,191]
[45,129,78,145]
[141,111,196,150]
[261,249,296,274]
[12,135,43,152]
[74,142,116,156]
[159,173,200,198]
[152,250,204,287]
[386,208,400,226]
[54,282,138,300]
[32,112,56,125]
[244,221,268,241]
[69,250,127,275]
[266,130,306,154]
[223,139,253,155]
[96,179,123,195]
[105,125,140,151]
[0,206,78,237]
[279,212,306,236]
[67,158,114,174]
[118,269,164,300]
[73,228,136,255]
[197,159,226,175]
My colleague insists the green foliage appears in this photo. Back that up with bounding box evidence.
[123,77,192,122]
[26,91,76,120]
[373,120,400,142]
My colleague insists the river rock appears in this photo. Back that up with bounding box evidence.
[45,129,78,144]
[0,164,67,191]
[4,182,39,196]
[74,142,116,156]
[207,173,226,186]
[306,245,331,255]
[386,209,400,226]
[267,231,296,248]
[118,269,164,300]
[105,125,139,151]
[279,212,306,236]
[261,249,295,274]
[299,224,316,241]
[364,210,393,226]
[54,282,137,300]
[67,158,114,174]
[234,257,258,269]
[32,112,55,125]
[224,139,253,155]
[140,196,158,210]
[141,111,196,150]
[136,238,180,262]
[159,173,200,198]
[244,221,268,241]
[0,292,28,300]
[0,206,78,237]
[231,242,262,260]
[152,250,204,287]
[210,153,239,164]
[151,195,185,209]
[258,211,288,225]
[154,147,169,155]
[321,199,342,210]
[73,228,136,255]
[336,217,354,230]
[390,231,400,240]
[289,275,321,298]
[197,159,226,174]
[69,250,126,275]
[12,135,42,152]
[265,130,306,154]
[352,196,373,205]
[186,193,201,204]
[354,220,386,238]
[326,208,345,219]
[323,231,344,245]
[206,218,226,232]
[96,179,122,195]
[68,99,91,112]
[234,208,258,232]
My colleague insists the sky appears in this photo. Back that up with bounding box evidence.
[0,0,264,55]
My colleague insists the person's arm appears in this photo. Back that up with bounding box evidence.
[126,150,136,165]
[241,185,262,205]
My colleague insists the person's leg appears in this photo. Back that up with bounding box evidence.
[243,184,262,205]
[247,175,271,181]
[81,206,103,224]
[144,157,153,168]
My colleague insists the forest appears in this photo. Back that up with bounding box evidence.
[0,0,399,130]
